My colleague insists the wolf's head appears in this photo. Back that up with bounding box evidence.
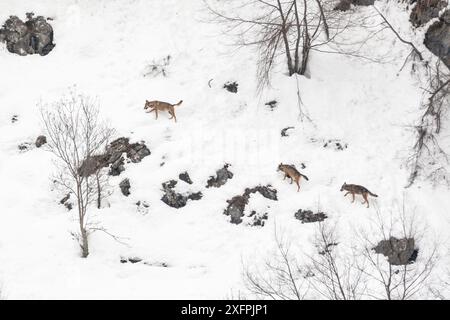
[277,163,284,171]
[340,182,347,192]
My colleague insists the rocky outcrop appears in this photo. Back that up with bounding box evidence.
[0,13,55,56]
[161,180,203,209]
[373,237,418,265]
[119,178,131,197]
[206,164,233,188]
[410,0,448,27]
[223,185,278,225]
[424,9,450,69]
[295,209,328,223]
[78,137,151,177]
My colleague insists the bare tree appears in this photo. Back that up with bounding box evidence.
[41,93,114,258]
[357,205,439,300]
[205,0,353,90]
[244,229,310,300]
[244,206,441,300]
[407,59,450,187]
[306,221,367,300]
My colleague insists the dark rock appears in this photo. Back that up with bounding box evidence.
[244,185,278,201]
[223,185,278,225]
[109,156,125,176]
[410,0,448,27]
[78,137,151,177]
[128,257,142,264]
[162,180,178,190]
[35,135,47,148]
[120,257,143,264]
[11,115,18,123]
[119,178,131,197]
[179,172,193,184]
[248,211,268,227]
[373,237,418,266]
[334,0,375,11]
[18,142,32,151]
[106,137,151,164]
[188,192,203,201]
[295,209,328,223]
[265,100,278,110]
[0,13,55,56]
[281,127,295,137]
[78,154,110,177]
[224,81,238,93]
[424,9,450,69]
[323,139,348,151]
[59,193,73,211]
[224,195,249,225]
[206,164,233,188]
[161,179,202,209]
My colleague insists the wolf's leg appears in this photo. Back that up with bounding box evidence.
[155,109,158,119]
[290,177,293,184]
[362,193,369,208]
[172,111,177,122]
[283,174,287,180]
[351,193,355,203]
[296,179,300,192]
[344,192,350,197]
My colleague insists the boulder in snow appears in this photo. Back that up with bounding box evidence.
[179,171,193,184]
[373,237,418,265]
[206,164,233,188]
[294,209,328,223]
[35,135,47,148]
[424,9,450,69]
[0,13,55,56]
[223,185,277,225]
[224,81,238,93]
[161,179,203,209]
[119,178,131,196]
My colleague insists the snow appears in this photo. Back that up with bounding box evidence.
[0,0,449,299]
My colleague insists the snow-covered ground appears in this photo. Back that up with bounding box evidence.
[0,0,449,299]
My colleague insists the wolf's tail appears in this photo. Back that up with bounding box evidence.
[173,100,183,106]
[301,174,309,181]
[368,191,378,197]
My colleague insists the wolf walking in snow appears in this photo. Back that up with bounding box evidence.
[144,100,183,122]
[277,163,309,192]
[340,182,378,208]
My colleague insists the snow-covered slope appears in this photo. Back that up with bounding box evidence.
[0,0,448,299]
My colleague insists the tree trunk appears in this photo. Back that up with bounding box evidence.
[277,0,295,75]
[96,172,101,209]
[80,228,89,258]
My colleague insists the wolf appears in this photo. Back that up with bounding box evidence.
[340,182,378,208]
[144,100,183,122]
[278,163,309,192]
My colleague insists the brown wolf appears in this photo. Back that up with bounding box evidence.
[144,100,183,122]
[340,182,378,208]
[278,163,309,192]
